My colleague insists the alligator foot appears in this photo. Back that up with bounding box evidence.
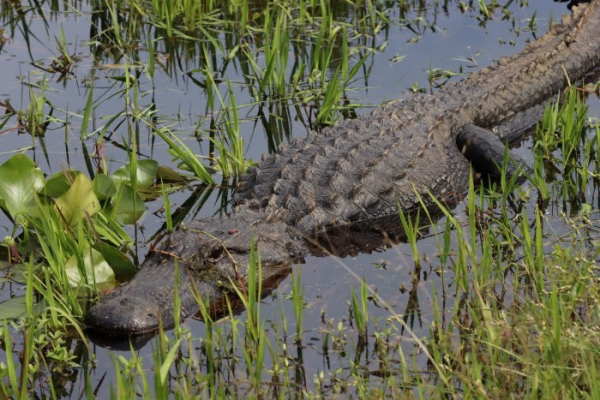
[457,124,532,182]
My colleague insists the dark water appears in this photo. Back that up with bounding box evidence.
[1,0,599,396]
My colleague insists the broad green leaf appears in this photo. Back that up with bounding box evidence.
[55,174,101,227]
[136,187,162,202]
[0,296,42,320]
[0,296,28,320]
[93,243,136,281]
[156,165,188,183]
[175,159,217,176]
[110,184,146,224]
[93,174,116,201]
[5,262,42,284]
[65,247,115,290]
[112,159,158,188]
[44,170,81,198]
[0,154,45,221]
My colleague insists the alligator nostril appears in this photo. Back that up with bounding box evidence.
[147,313,154,318]
[209,248,223,259]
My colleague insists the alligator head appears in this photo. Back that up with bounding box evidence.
[85,213,303,335]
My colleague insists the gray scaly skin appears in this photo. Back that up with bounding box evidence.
[86,1,600,334]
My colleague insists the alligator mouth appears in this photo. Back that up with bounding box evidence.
[85,252,294,336]
[85,295,172,335]
[85,259,203,335]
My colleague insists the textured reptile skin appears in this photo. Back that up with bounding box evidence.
[86,1,600,335]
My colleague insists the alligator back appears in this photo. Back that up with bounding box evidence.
[235,97,469,233]
[235,0,600,235]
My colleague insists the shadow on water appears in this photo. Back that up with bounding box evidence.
[555,0,591,8]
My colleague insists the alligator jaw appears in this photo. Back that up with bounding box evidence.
[85,292,171,335]
[85,258,204,335]
[85,216,301,335]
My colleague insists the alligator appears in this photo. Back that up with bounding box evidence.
[85,0,600,335]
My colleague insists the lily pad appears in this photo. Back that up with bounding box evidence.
[156,165,188,183]
[93,174,117,201]
[176,159,217,176]
[112,159,158,188]
[136,187,162,202]
[44,170,81,198]
[5,262,42,284]
[0,296,29,320]
[93,243,136,281]
[110,184,146,225]
[0,154,45,221]
[55,174,101,227]
[65,247,115,290]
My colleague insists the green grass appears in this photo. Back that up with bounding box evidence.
[99,170,600,397]
[69,88,600,396]
[0,0,599,397]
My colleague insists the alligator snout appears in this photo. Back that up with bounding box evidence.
[84,257,201,335]
[85,293,164,334]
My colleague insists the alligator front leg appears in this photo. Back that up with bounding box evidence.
[456,124,531,182]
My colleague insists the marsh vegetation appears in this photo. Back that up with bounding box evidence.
[0,0,599,397]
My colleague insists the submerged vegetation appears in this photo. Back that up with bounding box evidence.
[0,0,599,397]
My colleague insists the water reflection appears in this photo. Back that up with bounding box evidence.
[1,0,596,396]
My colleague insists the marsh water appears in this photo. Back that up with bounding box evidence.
[0,0,599,396]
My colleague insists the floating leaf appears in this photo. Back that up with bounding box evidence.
[136,187,162,202]
[93,174,116,201]
[65,247,115,290]
[110,184,146,224]
[175,159,217,176]
[55,174,101,227]
[44,170,81,198]
[0,291,42,320]
[0,296,29,320]
[112,159,158,188]
[5,262,42,284]
[156,165,188,183]
[93,243,136,281]
[0,154,45,221]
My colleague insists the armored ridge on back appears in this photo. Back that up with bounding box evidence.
[86,0,600,335]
